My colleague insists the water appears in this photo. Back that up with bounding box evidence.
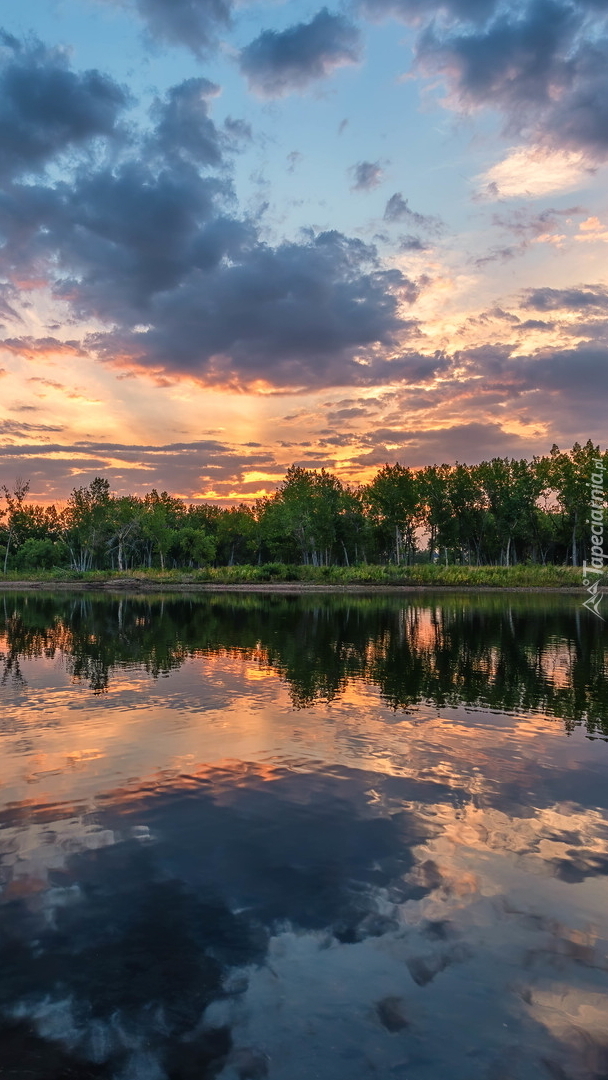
[0,590,607,1080]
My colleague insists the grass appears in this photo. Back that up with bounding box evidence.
[0,563,588,588]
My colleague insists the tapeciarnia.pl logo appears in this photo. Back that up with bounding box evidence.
[582,457,606,620]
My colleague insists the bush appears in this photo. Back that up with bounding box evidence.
[13,538,69,571]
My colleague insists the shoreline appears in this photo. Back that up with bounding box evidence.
[0,580,602,594]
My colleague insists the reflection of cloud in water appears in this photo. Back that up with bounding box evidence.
[1,594,608,1078]
[1,758,608,1078]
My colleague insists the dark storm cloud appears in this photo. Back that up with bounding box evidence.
[239,9,361,98]
[519,319,554,329]
[0,33,127,182]
[512,346,608,396]
[350,161,384,191]
[326,406,372,421]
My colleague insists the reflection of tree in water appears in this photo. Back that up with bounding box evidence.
[1,591,607,733]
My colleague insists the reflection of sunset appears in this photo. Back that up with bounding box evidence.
[2,593,607,1080]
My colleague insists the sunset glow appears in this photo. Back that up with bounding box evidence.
[1,0,607,502]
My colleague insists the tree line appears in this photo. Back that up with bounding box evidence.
[1,440,606,572]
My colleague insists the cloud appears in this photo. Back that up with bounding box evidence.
[359,0,498,25]
[326,406,372,422]
[477,146,595,199]
[353,421,542,468]
[473,244,524,267]
[472,206,585,264]
[575,216,608,243]
[1,337,87,361]
[414,0,608,161]
[0,438,283,499]
[458,340,608,438]
[0,283,22,325]
[491,206,584,239]
[350,161,384,191]
[358,0,608,165]
[383,193,442,233]
[86,232,420,390]
[239,9,361,98]
[398,236,428,251]
[0,55,423,396]
[105,0,233,58]
[0,419,64,436]
[149,78,224,167]
[521,285,608,311]
[0,158,239,323]
[0,32,128,181]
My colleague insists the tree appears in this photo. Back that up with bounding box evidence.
[107,496,143,571]
[364,464,420,565]
[546,441,607,566]
[64,477,113,571]
[268,466,347,566]
[214,506,258,565]
[478,457,544,566]
[177,526,216,568]
[447,464,487,564]
[418,465,454,561]
[142,490,183,570]
[1,478,31,573]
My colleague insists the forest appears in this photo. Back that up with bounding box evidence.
[0,441,606,573]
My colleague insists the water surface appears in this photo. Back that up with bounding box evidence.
[1,591,607,1080]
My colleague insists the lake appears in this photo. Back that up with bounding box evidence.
[1,590,607,1080]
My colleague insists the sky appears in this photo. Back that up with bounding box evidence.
[0,0,607,502]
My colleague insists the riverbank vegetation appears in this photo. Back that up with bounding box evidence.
[1,441,605,575]
[0,564,585,588]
